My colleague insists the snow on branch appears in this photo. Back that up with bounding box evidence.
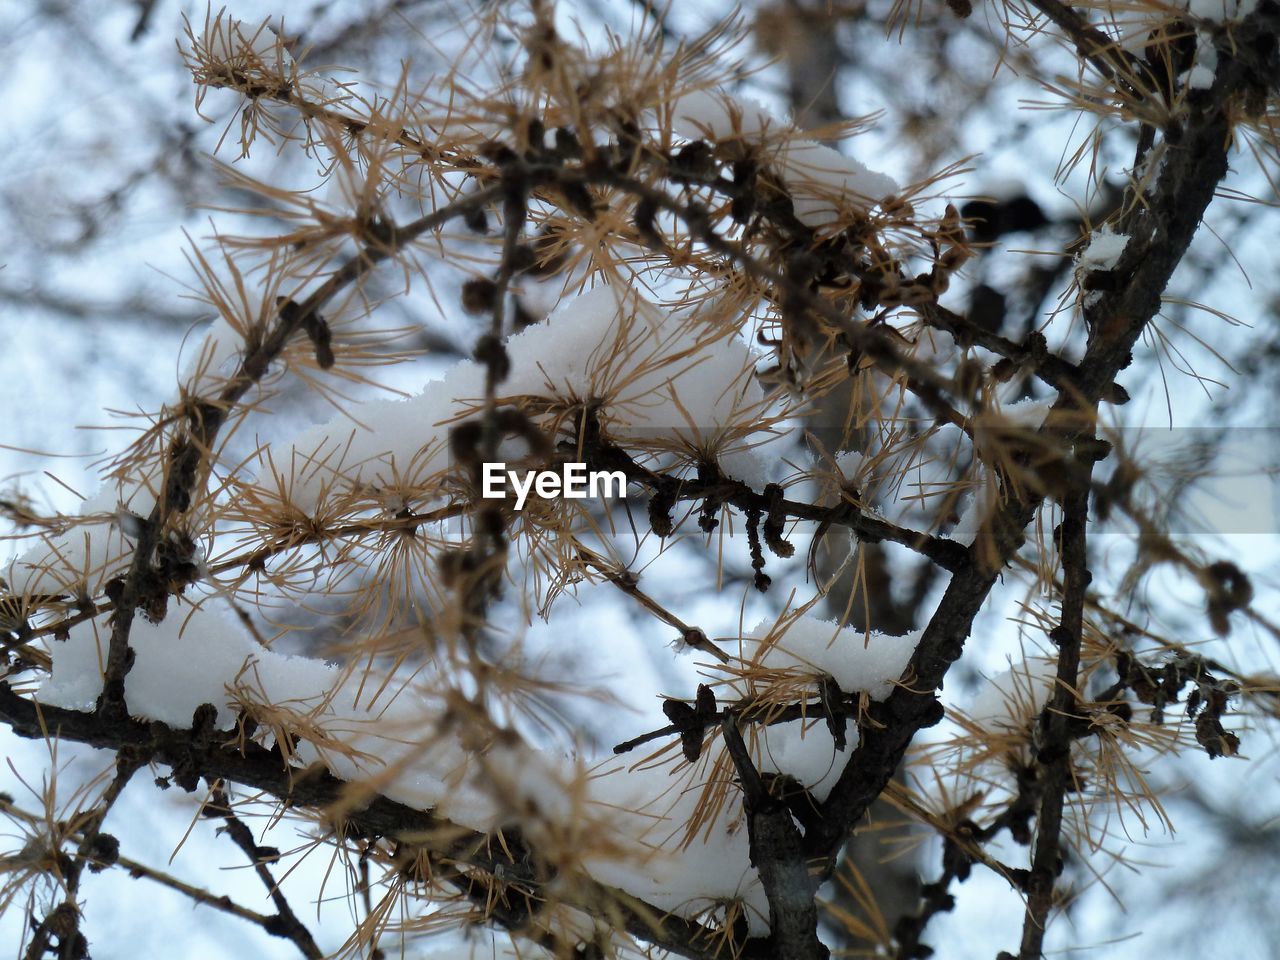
[0,2,1277,958]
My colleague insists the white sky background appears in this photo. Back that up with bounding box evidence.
[1,1,1279,958]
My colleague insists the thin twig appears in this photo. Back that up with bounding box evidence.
[204,783,324,959]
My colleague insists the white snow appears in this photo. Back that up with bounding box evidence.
[834,449,867,484]
[669,88,900,228]
[40,603,262,727]
[182,315,246,395]
[34,599,785,932]
[715,428,792,488]
[260,281,775,514]
[924,654,1062,812]
[37,596,895,939]
[1077,225,1128,273]
[950,489,986,548]
[582,756,770,932]
[1187,63,1216,90]
[32,596,929,939]
[951,397,1050,546]
[669,88,782,142]
[740,614,919,701]
[999,396,1054,429]
[558,613,923,930]
[1188,30,1220,90]
[1182,0,1258,20]
[965,655,1059,733]
[782,140,900,229]
[4,479,158,598]
[754,714,851,799]
[204,16,293,72]
[37,600,502,827]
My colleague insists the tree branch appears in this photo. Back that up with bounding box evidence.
[0,684,748,960]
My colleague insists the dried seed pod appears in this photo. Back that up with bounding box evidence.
[492,406,551,457]
[662,683,718,763]
[461,277,499,315]
[634,195,662,248]
[648,486,676,537]
[480,140,517,165]
[731,158,758,224]
[1202,560,1253,636]
[294,306,335,369]
[437,546,478,589]
[560,179,597,220]
[473,333,510,383]
[509,243,538,275]
[941,202,965,237]
[762,484,794,558]
[463,204,489,234]
[820,675,847,751]
[523,116,545,155]
[939,244,971,272]
[961,194,1047,243]
[698,498,720,533]
[553,126,582,159]
[449,420,484,468]
[528,226,571,277]
[1195,711,1240,758]
[670,140,716,181]
[746,505,769,592]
